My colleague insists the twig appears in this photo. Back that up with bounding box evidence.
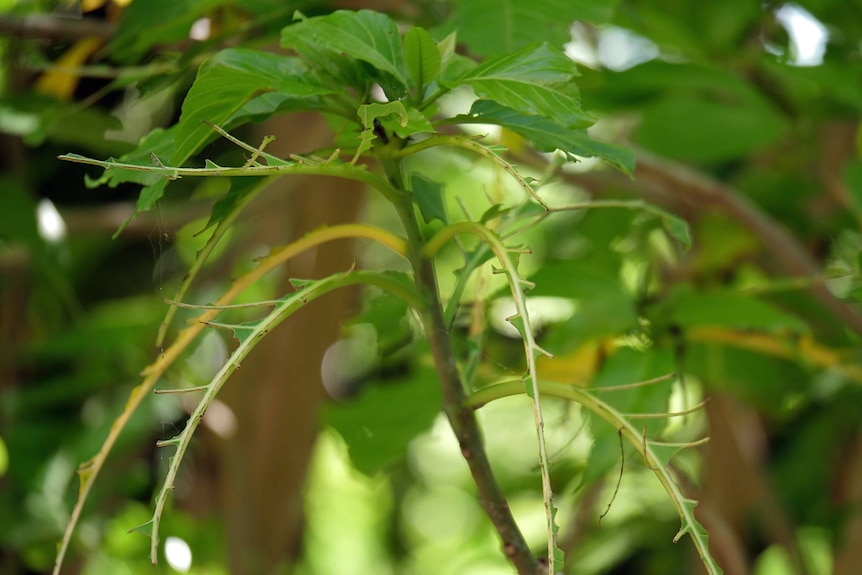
[390,178,540,574]
[515,147,862,340]
[0,15,115,40]
[632,150,862,339]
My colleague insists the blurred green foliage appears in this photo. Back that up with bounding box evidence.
[1,1,862,574]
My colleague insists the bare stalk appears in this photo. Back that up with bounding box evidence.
[383,158,540,575]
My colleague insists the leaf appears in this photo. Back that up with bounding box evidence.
[325,364,442,475]
[378,106,434,138]
[410,173,447,224]
[353,102,406,160]
[281,9,409,95]
[108,0,220,63]
[635,96,787,163]
[664,288,809,333]
[358,101,408,131]
[351,102,434,160]
[443,44,594,130]
[454,99,634,173]
[662,213,692,249]
[442,0,619,57]
[172,48,330,164]
[404,27,441,97]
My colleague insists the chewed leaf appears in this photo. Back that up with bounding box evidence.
[551,503,564,572]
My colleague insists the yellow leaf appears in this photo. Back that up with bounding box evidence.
[35,37,103,101]
[536,340,615,386]
[688,326,862,384]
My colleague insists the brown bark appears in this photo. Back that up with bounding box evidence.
[190,113,364,574]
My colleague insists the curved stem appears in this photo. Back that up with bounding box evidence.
[466,379,722,575]
[147,269,419,562]
[52,223,408,575]
[396,134,548,209]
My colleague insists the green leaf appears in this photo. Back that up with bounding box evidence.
[357,101,404,133]
[444,44,593,130]
[635,96,787,163]
[410,173,447,224]
[662,213,692,249]
[404,27,441,97]
[281,10,409,95]
[442,0,619,57]
[172,48,330,164]
[455,100,634,173]
[377,107,434,138]
[108,0,220,63]
[664,288,809,333]
[325,364,442,475]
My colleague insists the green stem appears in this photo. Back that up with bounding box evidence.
[396,134,548,209]
[466,380,722,575]
[381,155,539,575]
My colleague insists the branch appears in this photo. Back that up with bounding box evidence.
[0,15,115,40]
[632,150,862,339]
[518,148,862,339]
[387,177,540,574]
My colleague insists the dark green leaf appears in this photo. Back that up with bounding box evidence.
[109,0,220,63]
[172,49,330,164]
[455,100,633,173]
[404,27,441,97]
[442,0,619,57]
[410,173,447,224]
[635,96,787,163]
[325,364,441,475]
[662,213,692,250]
[664,288,809,333]
[281,10,409,93]
[444,44,593,130]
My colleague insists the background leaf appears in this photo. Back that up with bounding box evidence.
[325,365,442,475]
[441,0,619,56]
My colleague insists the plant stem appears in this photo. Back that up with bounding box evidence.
[382,157,539,575]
